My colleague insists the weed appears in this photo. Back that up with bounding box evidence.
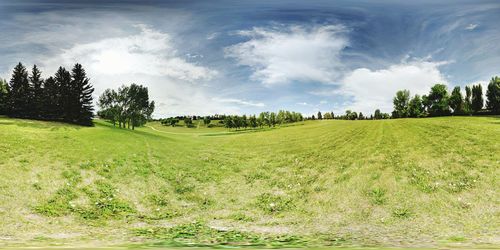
[256,193,294,213]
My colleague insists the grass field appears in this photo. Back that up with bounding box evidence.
[0,116,498,248]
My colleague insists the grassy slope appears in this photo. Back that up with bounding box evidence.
[0,116,498,248]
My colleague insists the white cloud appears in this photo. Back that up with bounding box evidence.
[330,60,448,114]
[224,25,348,85]
[465,23,478,30]
[212,98,265,107]
[34,24,232,117]
[52,24,217,81]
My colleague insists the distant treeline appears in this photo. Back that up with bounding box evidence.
[392,78,500,118]
[0,63,94,126]
[312,77,500,121]
[160,110,304,129]
[310,110,391,120]
[97,84,155,130]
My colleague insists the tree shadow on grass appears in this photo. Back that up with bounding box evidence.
[0,117,84,130]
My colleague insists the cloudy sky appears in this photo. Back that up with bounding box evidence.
[1,0,499,117]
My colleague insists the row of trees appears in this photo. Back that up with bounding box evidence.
[160,110,304,129]
[0,63,94,125]
[311,110,390,120]
[97,84,155,129]
[223,110,304,129]
[392,77,500,118]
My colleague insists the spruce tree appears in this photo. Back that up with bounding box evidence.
[42,76,60,119]
[29,65,44,118]
[8,63,30,117]
[70,64,94,126]
[54,67,72,121]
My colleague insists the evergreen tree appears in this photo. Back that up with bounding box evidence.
[8,63,30,117]
[29,65,44,118]
[71,64,94,125]
[54,66,72,121]
[42,76,60,119]
[0,78,8,115]
[317,111,322,120]
[486,76,500,114]
[471,84,483,113]
[449,86,464,115]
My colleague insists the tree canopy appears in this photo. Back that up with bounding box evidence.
[98,84,155,129]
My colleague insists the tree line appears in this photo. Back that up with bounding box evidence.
[392,77,500,118]
[0,62,94,126]
[97,84,155,130]
[310,110,390,120]
[160,110,304,129]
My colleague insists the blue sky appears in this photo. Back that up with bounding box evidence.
[1,0,499,117]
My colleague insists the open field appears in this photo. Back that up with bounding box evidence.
[0,116,499,248]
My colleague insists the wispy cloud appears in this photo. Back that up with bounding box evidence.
[212,98,265,107]
[224,24,348,86]
[465,23,479,30]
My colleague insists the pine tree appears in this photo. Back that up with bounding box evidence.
[8,63,30,117]
[71,64,94,125]
[42,76,60,119]
[30,65,44,118]
[54,67,72,121]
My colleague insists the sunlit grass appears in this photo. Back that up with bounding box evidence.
[0,116,498,248]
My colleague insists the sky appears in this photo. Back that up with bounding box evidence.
[1,0,499,117]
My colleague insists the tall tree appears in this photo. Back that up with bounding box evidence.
[71,64,94,125]
[464,86,472,115]
[408,94,424,118]
[393,89,410,118]
[54,66,72,121]
[427,84,450,116]
[374,109,382,119]
[8,63,30,117]
[29,65,44,118]
[486,76,500,114]
[317,111,322,120]
[449,86,464,115]
[98,84,154,129]
[42,76,60,119]
[0,78,9,115]
[471,84,483,113]
[127,84,154,129]
[98,89,119,126]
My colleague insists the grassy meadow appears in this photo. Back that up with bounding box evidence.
[0,116,498,248]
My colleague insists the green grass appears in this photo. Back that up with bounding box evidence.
[0,116,499,248]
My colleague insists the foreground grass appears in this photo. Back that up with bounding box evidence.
[0,116,498,248]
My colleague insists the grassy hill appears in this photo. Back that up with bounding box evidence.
[0,116,498,248]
